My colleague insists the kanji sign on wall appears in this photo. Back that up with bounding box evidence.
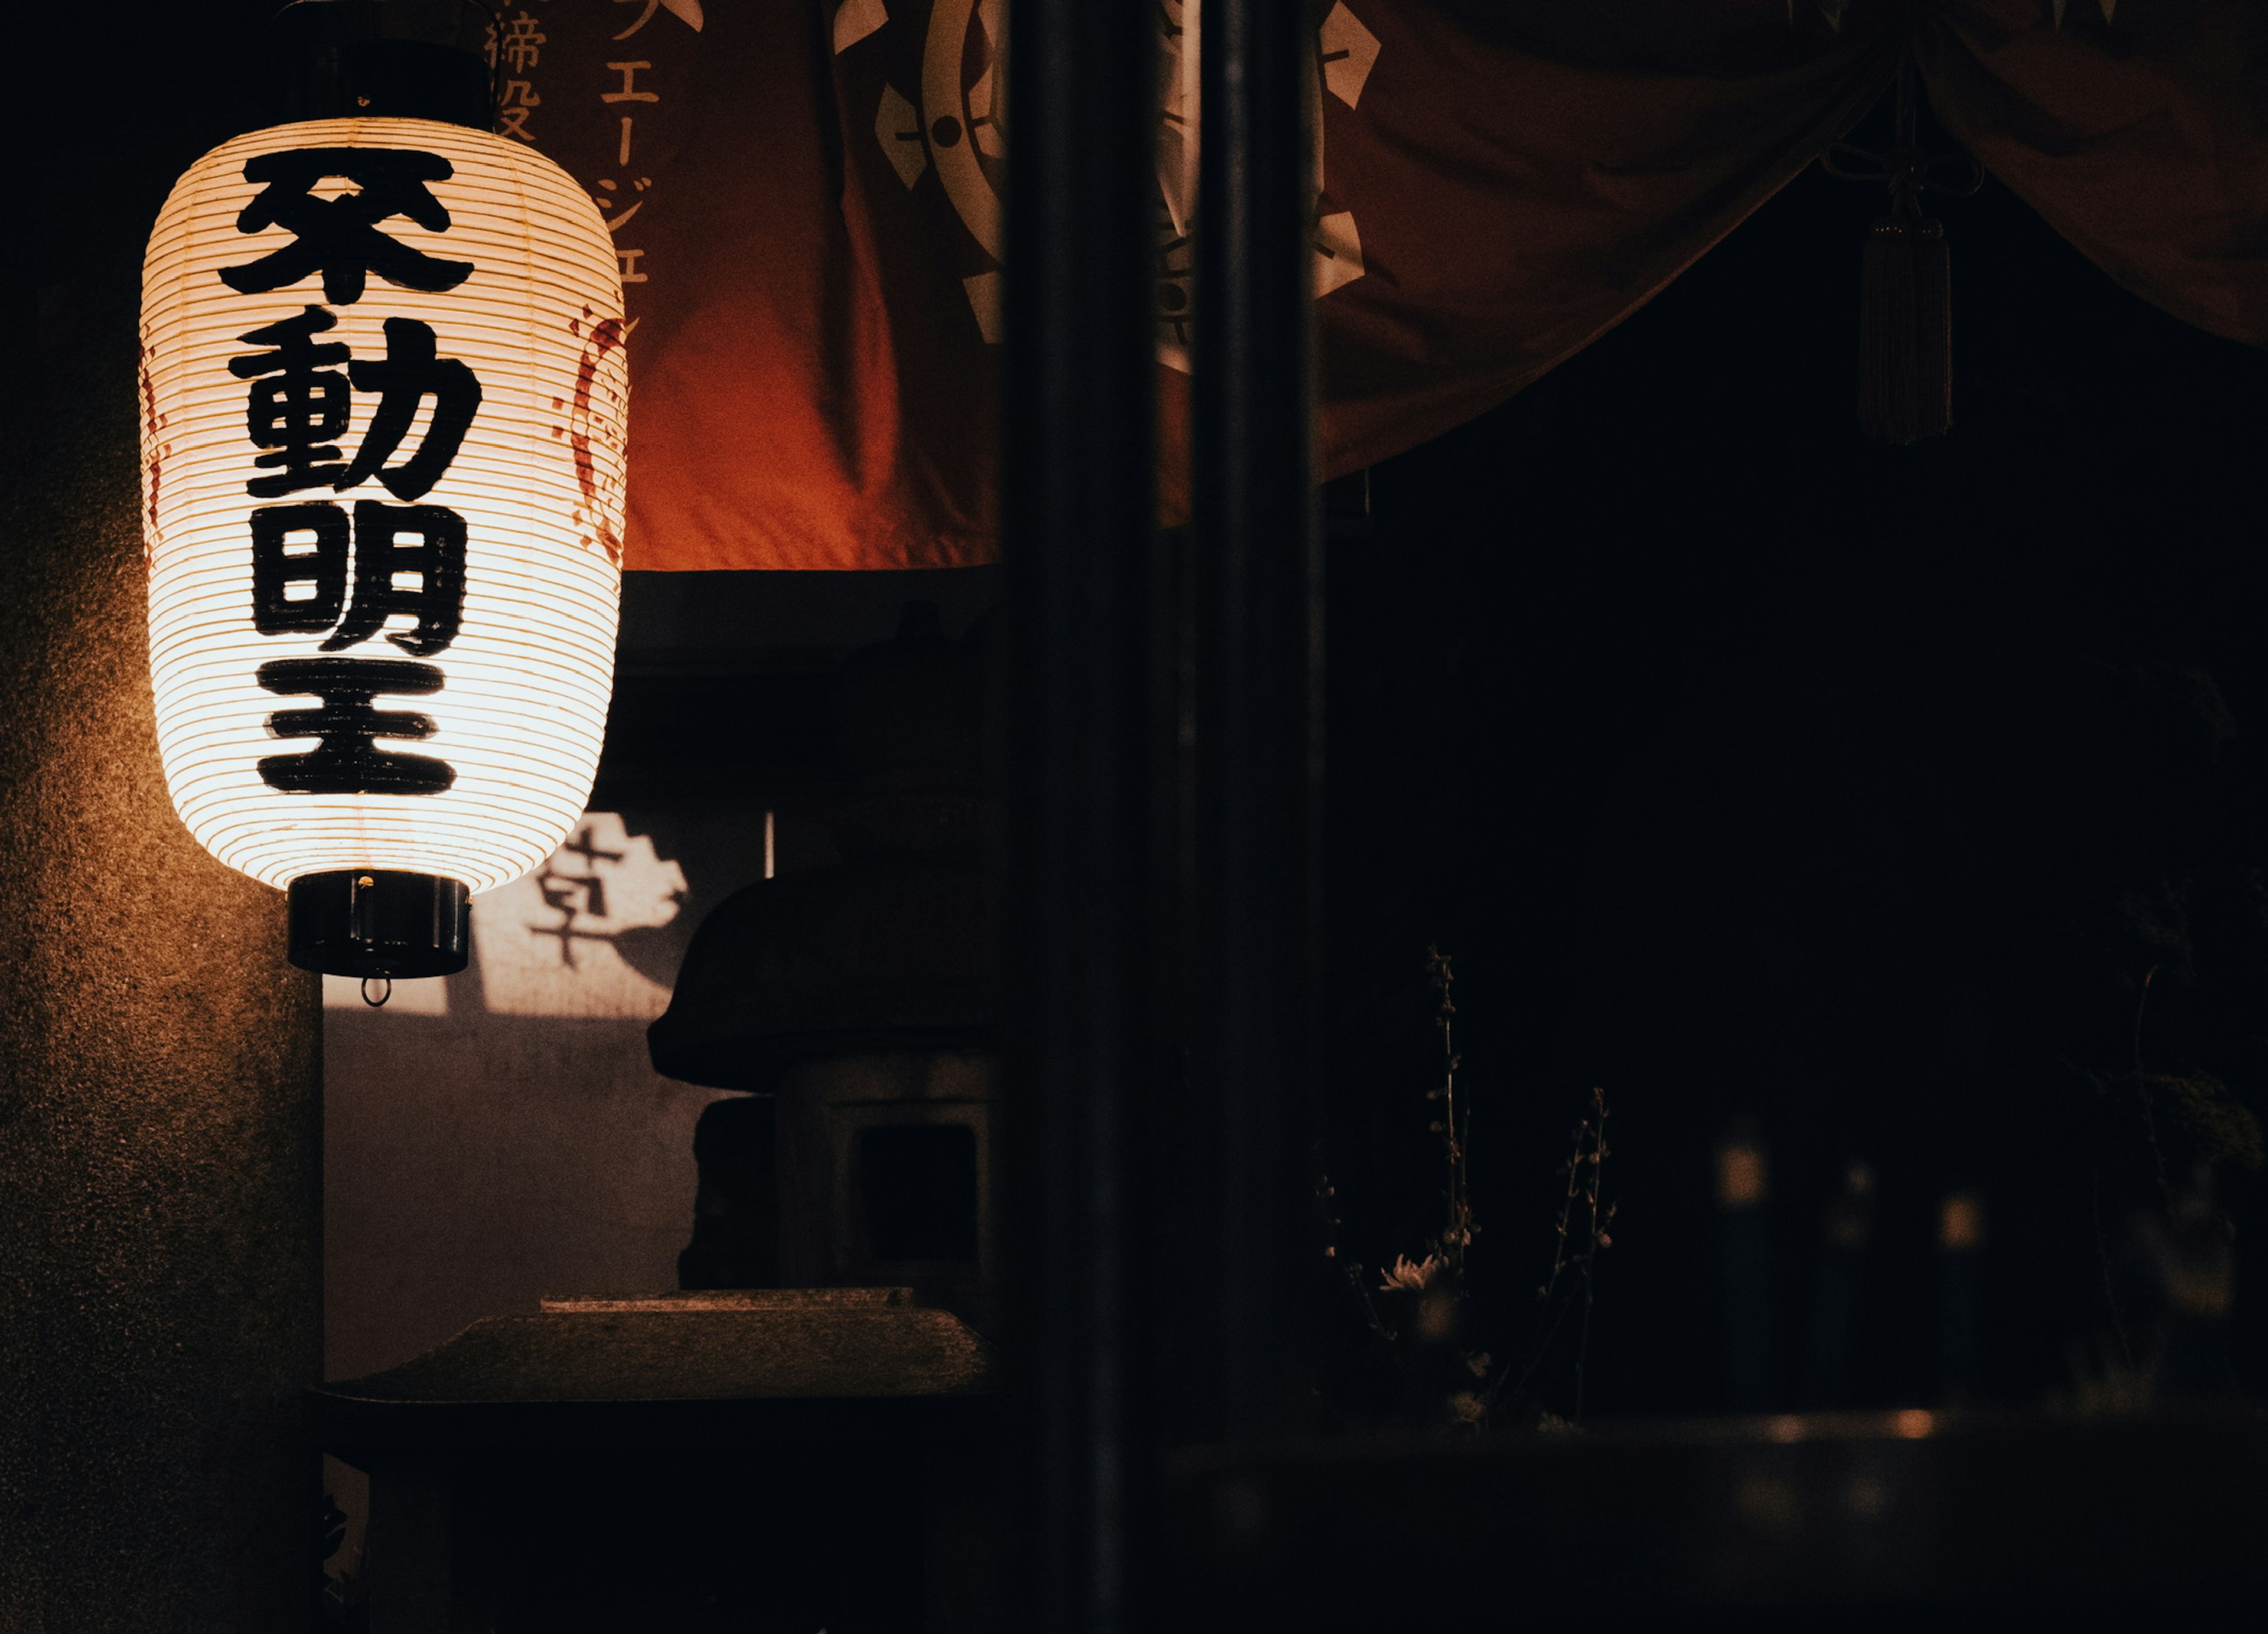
[140,117,627,917]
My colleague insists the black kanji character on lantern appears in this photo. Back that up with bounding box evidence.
[233,309,483,501]
[250,503,349,632]
[324,501,467,658]
[257,656,455,795]
[246,501,466,656]
[220,148,474,306]
[232,306,353,497]
[337,318,482,500]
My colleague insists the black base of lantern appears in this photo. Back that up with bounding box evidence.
[288,869,471,979]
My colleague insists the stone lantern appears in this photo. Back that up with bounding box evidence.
[650,601,1001,1334]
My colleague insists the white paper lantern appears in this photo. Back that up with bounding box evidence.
[141,116,627,975]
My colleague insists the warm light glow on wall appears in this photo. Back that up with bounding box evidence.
[141,118,626,900]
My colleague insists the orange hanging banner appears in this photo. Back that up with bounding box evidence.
[510,1,2268,572]
[500,0,1000,571]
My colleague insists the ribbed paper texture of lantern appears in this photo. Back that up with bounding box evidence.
[141,118,626,896]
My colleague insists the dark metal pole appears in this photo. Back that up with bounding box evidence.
[1001,0,1155,1628]
[1193,0,1319,1431]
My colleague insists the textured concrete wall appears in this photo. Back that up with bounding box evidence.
[321,800,780,1386]
[0,261,323,1626]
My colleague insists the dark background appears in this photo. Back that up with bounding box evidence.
[1322,93,2268,1417]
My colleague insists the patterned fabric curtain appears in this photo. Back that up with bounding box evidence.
[502,0,2267,569]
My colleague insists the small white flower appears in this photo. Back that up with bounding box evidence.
[1377,1253,1442,1294]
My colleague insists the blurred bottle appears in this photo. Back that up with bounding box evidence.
[1800,1159,1876,1408]
[1718,1116,1773,1412]
[1936,1188,1987,1404]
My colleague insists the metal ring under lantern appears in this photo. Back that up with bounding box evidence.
[141,112,627,979]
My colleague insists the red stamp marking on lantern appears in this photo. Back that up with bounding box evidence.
[569,315,627,565]
[139,348,162,571]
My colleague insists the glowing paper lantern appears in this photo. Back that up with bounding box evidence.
[141,116,627,978]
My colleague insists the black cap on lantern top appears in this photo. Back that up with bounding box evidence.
[270,0,500,132]
[288,869,471,979]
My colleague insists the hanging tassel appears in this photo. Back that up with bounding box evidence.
[1826,57,1981,447]
[1858,210,1950,445]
